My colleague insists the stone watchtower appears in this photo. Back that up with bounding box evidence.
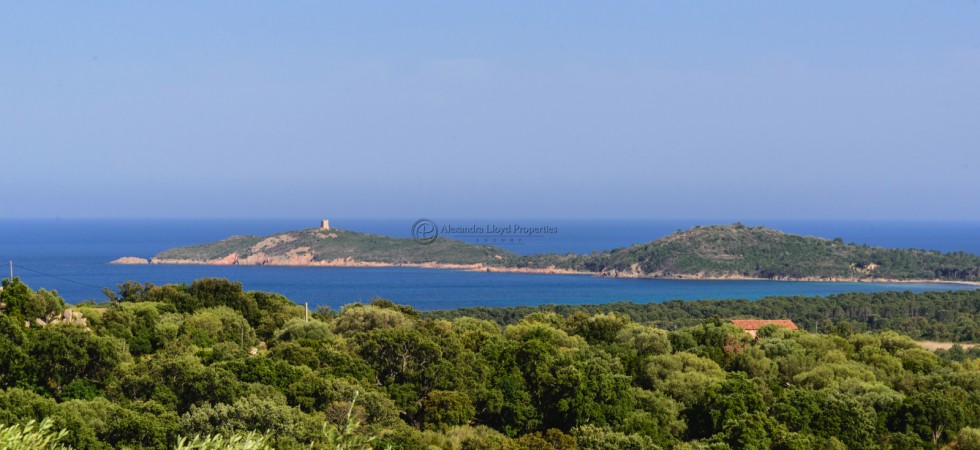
[320,219,330,230]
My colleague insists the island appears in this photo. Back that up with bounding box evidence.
[113,223,980,283]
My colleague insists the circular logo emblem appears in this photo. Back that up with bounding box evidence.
[412,218,438,244]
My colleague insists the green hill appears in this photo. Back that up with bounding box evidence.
[138,223,980,281]
[515,223,980,281]
[151,228,517,266]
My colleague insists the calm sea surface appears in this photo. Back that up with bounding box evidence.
[0,218,977,310]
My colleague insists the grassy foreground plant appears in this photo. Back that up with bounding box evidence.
[0,418,72,450]
[174,431,273,449]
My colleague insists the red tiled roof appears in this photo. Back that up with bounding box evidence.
[731,319,798,331]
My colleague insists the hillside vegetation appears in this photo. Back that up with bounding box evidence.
[141,224,980,282]
[153,228,516,266]
[2,277,980,448]
[517,224,980,281]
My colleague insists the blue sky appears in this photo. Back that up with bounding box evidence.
[2,2,979,219]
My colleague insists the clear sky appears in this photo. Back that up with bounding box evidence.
[2,2,979,220]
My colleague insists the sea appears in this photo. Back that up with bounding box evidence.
[1,218,978,311]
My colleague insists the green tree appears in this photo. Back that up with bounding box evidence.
[956,427,980,450]
[572,424,659,450]
[181,394,321,448]
[188,279,260,324]
[893,390,966,445]
[0,314,28,388]
[99,302,169,356]
[175,431,272,450]
[27,325,128,398]
[0,278,65,324]
[182,306,256,349]
[810,393,877,450]
[422,390,476,431]
[686,372,765,439]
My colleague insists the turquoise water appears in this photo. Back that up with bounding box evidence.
[1,219,977,310]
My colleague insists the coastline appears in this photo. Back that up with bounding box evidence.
[110,256,980,286]
[110,256,593,275]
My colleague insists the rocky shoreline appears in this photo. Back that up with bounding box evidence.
[111,255,589,275]
[109,256,980,286]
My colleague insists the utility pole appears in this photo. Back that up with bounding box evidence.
[305,302,309,322]
[9,261,12,280]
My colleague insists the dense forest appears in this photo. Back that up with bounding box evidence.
[2,277,980,449]
[425,289,980,343]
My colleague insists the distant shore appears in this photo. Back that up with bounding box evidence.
[110,256,980,286]
[111,256,590,275]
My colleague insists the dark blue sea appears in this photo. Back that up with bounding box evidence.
[1,218,978,311]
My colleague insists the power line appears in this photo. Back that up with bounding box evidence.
[10,263,108,290]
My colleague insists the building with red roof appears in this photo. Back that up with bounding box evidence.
[731,319,798,338]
